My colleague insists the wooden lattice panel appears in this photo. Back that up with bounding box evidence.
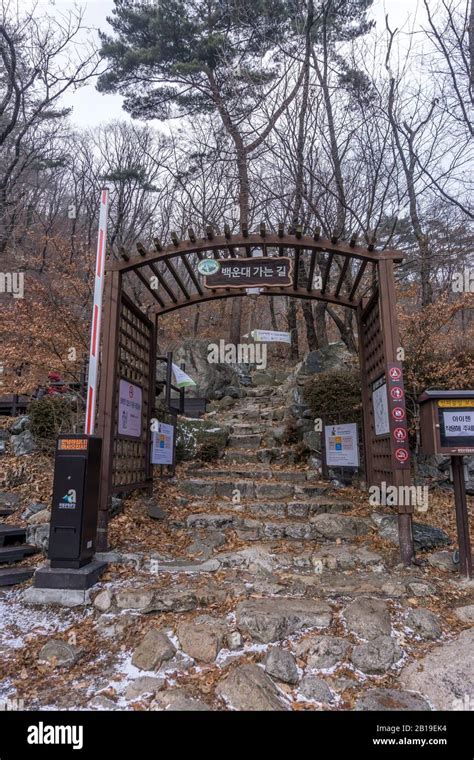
[112,295,154,490]
[360,294,393,484]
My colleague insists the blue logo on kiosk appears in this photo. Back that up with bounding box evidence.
[59,489,76,509]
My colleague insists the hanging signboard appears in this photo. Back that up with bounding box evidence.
[251,329,292,344]
[118,379,142,438]
[202,257,292,289]
[324,423,359,467]
[151,421,175,465]
[372,375,390,436]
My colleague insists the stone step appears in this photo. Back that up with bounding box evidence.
[185,467,309,483]
[0,544,39,563]
[0,508,15,517]
[216,499,352,517]
[186,513,370,543]
[0,525,27,547]
[180,478,329,499]
[244,388,277,398]
[0,566,35,586]
[214,543,384,575]
[223,448,283,464]
[227,434,262,449]
[230,423,267,435]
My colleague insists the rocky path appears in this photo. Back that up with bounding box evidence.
[1,388,473,711]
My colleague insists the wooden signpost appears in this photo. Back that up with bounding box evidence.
[418,389,474,579]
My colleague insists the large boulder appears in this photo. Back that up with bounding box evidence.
[10,430,36,456]
[377,516,450,552]
[171,339,241,399]
[399,628,474,710]
[176,418,229,461]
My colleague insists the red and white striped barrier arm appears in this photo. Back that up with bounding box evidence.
[85,188,110,435]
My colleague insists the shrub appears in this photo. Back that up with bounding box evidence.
[293,441,311,464]
[197,441,220,462]
[282,417,300,444]
[303,369,362,425]
[29,396,76,449]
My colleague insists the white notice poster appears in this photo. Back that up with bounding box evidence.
[151,422,175,465]
[324,423,359,467]
[251,329,291,344]
[373,382,390,436]
[118,380,142,438]
[442,410,474,437]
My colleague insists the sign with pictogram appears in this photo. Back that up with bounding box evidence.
[387,362,410,469]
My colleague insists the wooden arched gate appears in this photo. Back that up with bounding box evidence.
[95,225,414,563]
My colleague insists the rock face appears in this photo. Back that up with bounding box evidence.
[351,636,402,674]
[177,616,226,663]
[264,647,299,684]
[406,608,442,640]
[236,598,332,643]
[216,664,288,711]
[131,629,176,671]
[355,689,431,711]
[38,640,81,667]
[399,629,474,710]
[172,339,240,399]
[343,598,391,640]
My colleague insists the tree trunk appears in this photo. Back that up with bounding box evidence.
[287,297,299,360]
[314,302,328,347]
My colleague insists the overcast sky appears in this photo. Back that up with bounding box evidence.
[34,0,424,129]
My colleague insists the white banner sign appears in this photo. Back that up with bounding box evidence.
[118,380,142,438]
[251,329,291,344]
[442,410,474,437]
[172,363,196,388]
[325,423,359,467]
[151,422,175,465]
[372,382,390,436]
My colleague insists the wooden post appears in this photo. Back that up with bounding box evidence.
[357,304,374,486]
[377,259,414,565]
[452,455,473,579]
[96,270,121,552]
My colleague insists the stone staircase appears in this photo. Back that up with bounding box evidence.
[179,387,374,567]
[0,524,38,586]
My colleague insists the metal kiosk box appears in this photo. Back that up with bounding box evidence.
[48,435,102,568]
[418,390,474,456]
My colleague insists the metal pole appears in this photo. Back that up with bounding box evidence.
[85,188,110,435]
[452,455,473,579]
[165,351,172,410]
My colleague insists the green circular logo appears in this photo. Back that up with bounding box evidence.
[197,258,221,276]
